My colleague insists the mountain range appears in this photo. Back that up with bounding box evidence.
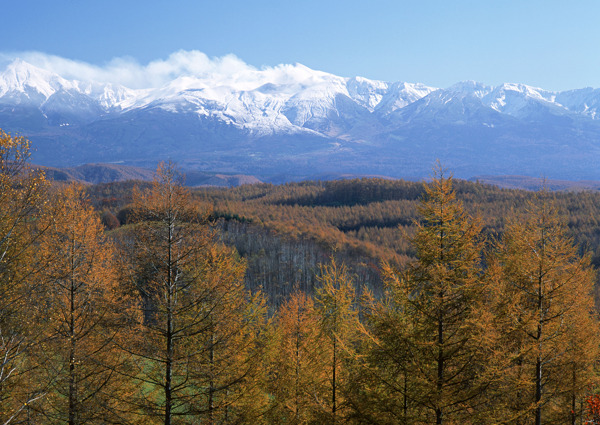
[2,58,600,180]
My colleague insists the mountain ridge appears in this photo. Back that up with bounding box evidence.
[29,162,600,193]
[32,163,263,187]
[2,59,600,180]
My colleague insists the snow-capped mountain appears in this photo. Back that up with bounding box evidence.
[555,88,600,119]
[0,59,437,131]
[2,58,600,180]
[0,59,136,108]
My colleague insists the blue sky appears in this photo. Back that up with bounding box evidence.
[2,0,600,90]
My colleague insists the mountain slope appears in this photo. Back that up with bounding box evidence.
[2,59,600,180]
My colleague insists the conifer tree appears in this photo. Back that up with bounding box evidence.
[353,267,423,425]
[266,291,325,424]
[0,130,50,424]
[313,258,360,424]
[31,184,139,424]
[490,194,600,425]
[124,162,265,425]
[366,165,490,424]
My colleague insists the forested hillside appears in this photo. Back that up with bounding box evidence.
[89,171,600,306]
[3,129,600,424]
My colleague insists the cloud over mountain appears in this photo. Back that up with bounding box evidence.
[0,50,340,91]
[1,52,600,181]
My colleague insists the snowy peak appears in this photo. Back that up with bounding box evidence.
[5,57,600,180]
[446,81,492,98]
[402,80,600,122]
[374,82,438,116]
[482,83,563,118]
[346,76,389,111]
[0,59,77,100]
[3,57,600,136]
[555,88,600,119]
[0,58,435,131]
[0,59,137,111]
[73,81,140,110]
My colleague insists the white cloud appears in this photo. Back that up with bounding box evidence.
[0,50,338,90]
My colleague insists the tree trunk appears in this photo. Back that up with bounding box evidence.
[208,325,215,425]
[69,254,77,425]
[164,220,174,425]
[332,336,336,425]
[436,290,444,425]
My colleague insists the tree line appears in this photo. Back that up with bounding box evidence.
[1,130,599,424]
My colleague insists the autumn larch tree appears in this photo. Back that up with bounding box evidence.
[267,289,332,424]
[489,194,600,425]
[353,266,422,425]
[313,257,360,424]
[30,184,139,424]
[367,166,491,424]
[0,129,50,424]
[123,162,265,425]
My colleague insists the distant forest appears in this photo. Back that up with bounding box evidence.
[3,128,600,424]
[91,168,600,305]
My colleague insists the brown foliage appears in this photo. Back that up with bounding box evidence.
[31,184,140,424]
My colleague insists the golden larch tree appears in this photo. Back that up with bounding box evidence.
[266,291,326,424]
[0,129,50,424]
[368,166,491,424]
[490,194,600,425]
[31,184,139,424]
[124,162,266,425]
[313,257,360,424]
